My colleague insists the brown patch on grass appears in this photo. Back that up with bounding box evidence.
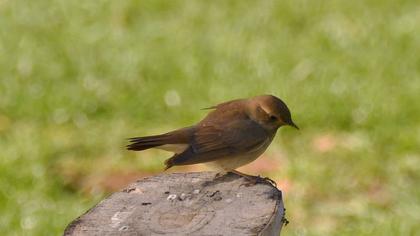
[54,156,158,194]
[60,167,157,194]
[312,134,337,153]
[273,178,293,193]
[238,154,282,173]
[83,170,156,193]
[366,179,392,207]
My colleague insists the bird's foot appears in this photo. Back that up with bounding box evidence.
[243,176,277,187]
[258,176,277,187]
[214,172,225,179]
[213,171,233,181]
[229,170,277,187]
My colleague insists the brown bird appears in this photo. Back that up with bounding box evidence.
[127,95,298,182]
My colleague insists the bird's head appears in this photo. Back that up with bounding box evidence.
[248,95,299,131]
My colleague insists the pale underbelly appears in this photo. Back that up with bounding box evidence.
[206,154,261,171]
[156,136,274,170]
[206,138,273,171]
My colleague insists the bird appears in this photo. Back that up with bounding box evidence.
[127,95,298,184]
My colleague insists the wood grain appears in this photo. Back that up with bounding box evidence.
[64,172,286,236]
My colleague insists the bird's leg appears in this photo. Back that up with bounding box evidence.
[230,170,277,187]
[214,171,227,179]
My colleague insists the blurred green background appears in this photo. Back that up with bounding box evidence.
[1,0,419,235]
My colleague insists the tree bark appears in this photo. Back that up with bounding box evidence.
[64,172,286,236]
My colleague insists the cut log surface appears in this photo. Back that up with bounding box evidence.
[64,172,285,236]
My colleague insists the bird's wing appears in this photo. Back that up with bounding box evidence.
[165,119,270,167]
[194,120,267,153]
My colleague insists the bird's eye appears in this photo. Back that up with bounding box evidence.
[269,115,277,121]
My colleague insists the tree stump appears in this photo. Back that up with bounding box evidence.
[64,172,286,236]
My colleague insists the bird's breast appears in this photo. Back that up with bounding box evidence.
[207,137,274,171]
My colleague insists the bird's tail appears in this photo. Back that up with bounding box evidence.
[127,126,195,170]
[126,134,170,151]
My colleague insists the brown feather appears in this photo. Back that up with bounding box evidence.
[127,126,195,151]
[128,95,297,171]
[164,115,273,167]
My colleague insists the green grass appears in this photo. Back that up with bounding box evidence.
[0,0,419,235]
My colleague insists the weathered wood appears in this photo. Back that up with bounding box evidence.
[64,172,286,236]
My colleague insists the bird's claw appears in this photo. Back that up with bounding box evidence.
[259,176,277,187]
[240,175,277,187]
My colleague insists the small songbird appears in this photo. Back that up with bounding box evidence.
[127,95,298,182]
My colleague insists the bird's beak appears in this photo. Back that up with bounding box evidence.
[288,121,299,130]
